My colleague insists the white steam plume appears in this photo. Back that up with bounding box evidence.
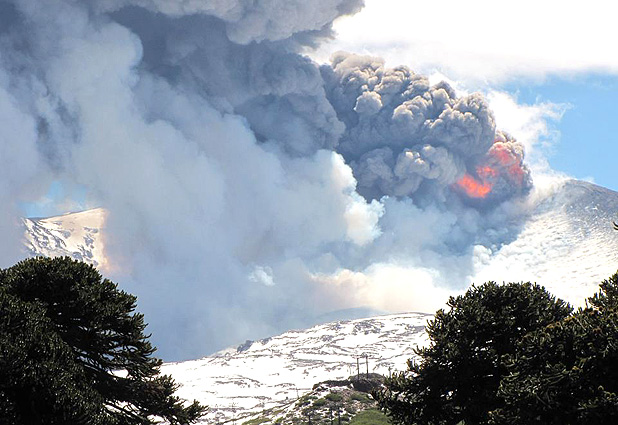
[1,0,535,360]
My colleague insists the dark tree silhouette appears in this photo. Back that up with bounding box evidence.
[491,272,618,424]
[0,257,206,425]
[375,282,572,425]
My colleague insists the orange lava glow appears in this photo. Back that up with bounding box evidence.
[477,166,498,179]
[455,139,528,199]
[456,173,493,198]
[491,144,525,184]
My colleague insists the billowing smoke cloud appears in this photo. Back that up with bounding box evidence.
[322,53,532,202]
[0,0,533,360]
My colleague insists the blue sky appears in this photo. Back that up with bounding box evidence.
[503,75,618,191]
[21,181,88,218]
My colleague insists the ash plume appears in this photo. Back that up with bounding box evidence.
[0,0,533,360]
[322,53,532,202]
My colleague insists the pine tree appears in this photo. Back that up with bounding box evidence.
[0,257,206,425]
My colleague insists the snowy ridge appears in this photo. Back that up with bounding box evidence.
[161,313,431,424]
[472,179,618,305]
[22,208,107,269]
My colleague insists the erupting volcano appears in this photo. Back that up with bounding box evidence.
[0,0,538,359]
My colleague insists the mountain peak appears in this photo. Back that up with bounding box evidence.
[22,208,107,269]
[471,178,618,305]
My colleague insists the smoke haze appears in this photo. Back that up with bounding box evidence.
[1,0,534,360]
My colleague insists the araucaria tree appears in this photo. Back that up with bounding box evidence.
[374,281,572,425]
[491,273,618,424]
[0,257,206,425]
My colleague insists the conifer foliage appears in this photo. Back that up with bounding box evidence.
[0,257,206,425]
[374,281,572,425]
[491,273,618,424]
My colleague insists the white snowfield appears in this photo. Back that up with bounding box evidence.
[161,313,431,423]
[472,179,618,306]
[22,208,108,270]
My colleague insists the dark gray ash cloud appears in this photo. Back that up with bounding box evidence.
[322,53,531,202]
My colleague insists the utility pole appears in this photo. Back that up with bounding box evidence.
[356,356,360,381]
[337,404,341,425]
[365,354,369,378]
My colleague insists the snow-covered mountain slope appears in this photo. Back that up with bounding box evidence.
[22,208,107,269]
[161,313,431,424]
[472,179,618,305]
